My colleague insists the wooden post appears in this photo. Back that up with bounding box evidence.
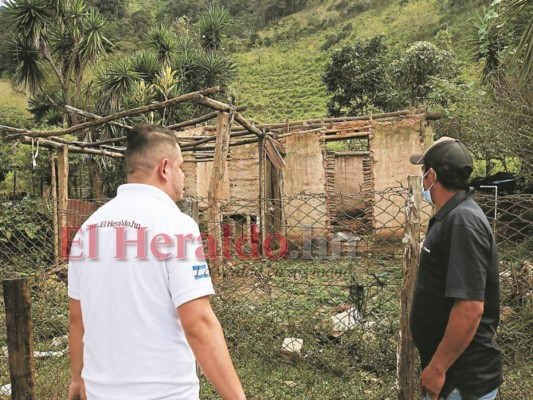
[396,175,422,400]
[50,150,60,265]
[3,278,36,399]
[207,112,231,278]
[258,134,267,255]
[58,146,69,259]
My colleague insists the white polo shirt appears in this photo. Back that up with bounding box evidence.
[68,184,214,400]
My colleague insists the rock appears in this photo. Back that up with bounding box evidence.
[330,307,361,333]
[500,306,515,323]
[34,349,67,359]
[0,384,11,396]
[51,335,68,348]
[281,338,303,358]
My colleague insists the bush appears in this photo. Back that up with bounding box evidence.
[347,0,372,14]
[0,198,54,277]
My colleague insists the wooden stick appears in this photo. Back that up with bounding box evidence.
[58,146,69,260]
[167,112,219,129]
[50,150,59,265]
[234,112,262,137]
[3,278,36,399]
[181,137,259,152]
[181,130,259,150]
[4,87,219,139]
[235,110,414,130]
[396,175,421,400]
[324,124,372,133]
[198,97,262,137]
[15,136,124,157]
[168,106,246,130]
[334,151,371,157]
[324,132,372,141]
[65,105,133,130]
[207,112,231,279]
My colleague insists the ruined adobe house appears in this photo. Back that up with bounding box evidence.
[181,110,434,243]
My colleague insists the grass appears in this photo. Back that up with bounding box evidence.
[0,235,531,399]
[0,1,489,124]
[231,0,486,123]
[0,80,30,115]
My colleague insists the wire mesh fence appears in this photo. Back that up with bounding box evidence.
[0,188,531,399]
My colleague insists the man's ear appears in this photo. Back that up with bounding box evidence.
[158,159,168,179]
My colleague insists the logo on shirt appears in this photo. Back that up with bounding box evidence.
[423,246,431,254]
[193,264,210,280]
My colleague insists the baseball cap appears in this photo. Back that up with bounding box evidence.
[409,137,473,174]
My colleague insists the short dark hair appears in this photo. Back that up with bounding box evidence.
[125,125,179,175]
[424,160,472,190]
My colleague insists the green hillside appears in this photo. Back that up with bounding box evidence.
[0,0,486,122]
[231,0,484,122]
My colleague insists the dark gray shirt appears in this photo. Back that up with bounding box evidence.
[411,189,502,396]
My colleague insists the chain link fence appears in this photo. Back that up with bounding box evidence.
[0,188,531,399]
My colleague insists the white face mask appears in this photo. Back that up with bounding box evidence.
[421,169,436,205]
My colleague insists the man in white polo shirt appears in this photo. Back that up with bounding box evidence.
[68,125,245,400]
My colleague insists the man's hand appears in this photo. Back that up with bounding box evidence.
[420,363,445,400]
[68,378,86,400]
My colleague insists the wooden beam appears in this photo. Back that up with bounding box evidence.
[324,124,372,133]
[65,105,133,131]
[198,96,262,138]
[207,112,231,279]
[167,112,219,129]
[50,150,59,265]
[58,146,69,260]
[198,95,235,113]
[258,135,266,255]
[334,151,371,157]
[15,136,124,158]
[3,278,36,399]
[4,87,219,139]
[264,137,285,169]
[324,132,371,141]
[234,112,263,137]
[396,175,422,400]
[168,106,246,130]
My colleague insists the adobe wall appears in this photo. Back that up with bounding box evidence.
[371,116,432,237]
[282,132,330,241]
[334,154,366,214]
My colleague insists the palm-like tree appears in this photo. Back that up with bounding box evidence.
[5,0,110,125]
[466,6,504,80]
[147,24,178,67]
[198,4,230,52]
[504,0,533,84]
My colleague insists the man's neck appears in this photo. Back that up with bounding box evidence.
[434,187,461,212]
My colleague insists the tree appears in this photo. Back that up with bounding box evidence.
[93,5,236,119]
[392,41,457,106]
[323,36,402,117]
[5,0,110,125]
[466,6,504,80]
[503,0,533,84]
[198,4,230,51]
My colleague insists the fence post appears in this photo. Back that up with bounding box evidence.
[50,150,60,265]
[58,146,69,259]
[208,112,231,279]
[3,278,36,400]
[397,175,421,400]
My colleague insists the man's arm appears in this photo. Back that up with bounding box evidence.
[68,299,86,400]
[420,299,484,400]
[178,296,245,400]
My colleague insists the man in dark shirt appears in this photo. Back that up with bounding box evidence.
[409,137,502,400]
